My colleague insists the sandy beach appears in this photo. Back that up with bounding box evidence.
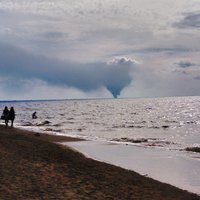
[0,125,199,200]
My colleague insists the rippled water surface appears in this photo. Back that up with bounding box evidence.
[1,96,200,152]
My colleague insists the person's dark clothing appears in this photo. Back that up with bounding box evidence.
[9,108,15,120]
[32,112,37,119]
[9,107,15,127]
[3,107,9,118]
[3,106,9,126]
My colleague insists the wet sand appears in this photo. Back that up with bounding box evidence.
[0,125,199,199]
[66,141,200,195]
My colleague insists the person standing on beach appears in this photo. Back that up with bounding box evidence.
[3,106,9,127]
[9,107,15,127]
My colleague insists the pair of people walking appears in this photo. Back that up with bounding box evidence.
[2,106,15,127]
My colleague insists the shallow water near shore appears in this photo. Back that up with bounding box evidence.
[65,140,200,195]
[1,96,200,194]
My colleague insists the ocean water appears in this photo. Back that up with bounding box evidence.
[1,96,200,152]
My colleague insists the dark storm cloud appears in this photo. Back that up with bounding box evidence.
[174,61,196,68]
[0,43,135,98]
[175,12,200,28]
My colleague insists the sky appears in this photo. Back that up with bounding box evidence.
[0,0,200,100]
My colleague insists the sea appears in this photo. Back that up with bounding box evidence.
[1,96,200,151]
[1,96,200,194]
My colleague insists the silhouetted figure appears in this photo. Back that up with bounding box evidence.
[32,112,37,119]
[3,106,9,127]
[9,107,15,127]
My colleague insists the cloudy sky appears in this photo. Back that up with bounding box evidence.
[0,0,200,100]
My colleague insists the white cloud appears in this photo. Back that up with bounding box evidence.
[1,0,200,99]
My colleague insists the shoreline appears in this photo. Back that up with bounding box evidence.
[65,140,200,195]
[0,125,199,199]
[16,125,200,194]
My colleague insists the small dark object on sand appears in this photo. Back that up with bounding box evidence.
[34,133,40,137]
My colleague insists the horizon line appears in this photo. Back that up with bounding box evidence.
[0,95,200,103]
[0,97,115,103]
